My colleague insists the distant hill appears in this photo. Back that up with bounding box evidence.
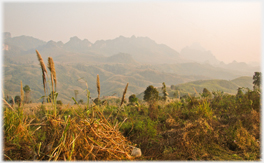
[3,62,208,104]
[3,33,259,73]
[90,35,186,64]
[106,53,138,64]
[137,76,253,100]
[216,60,260,74]
[231,76,254,89]
[3,33,259,104]
[64,36,92,53]
[170,77,253,95]
[139,62,254,80]
[3,34,186,65]
[180,43,220,65]
[4,33,46,51]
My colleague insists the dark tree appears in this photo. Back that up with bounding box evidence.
[144,85,159,105]
[236,87,244,98]
[14,95,21,104]
[173,91,179,98]
[78,99,84,104]
[162,82,168,101]
[171,85,176,90]
[23,85,31,103]
[253,72,261,91]
[94,98,101,105]
[57,100,63,105]
[129,94,138,103]
[202,88,212,98]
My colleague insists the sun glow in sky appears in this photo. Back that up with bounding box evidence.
[3,1,262,64]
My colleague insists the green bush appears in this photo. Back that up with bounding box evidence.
[57,100,63,105]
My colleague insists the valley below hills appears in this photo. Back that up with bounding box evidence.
[3,33,260,104]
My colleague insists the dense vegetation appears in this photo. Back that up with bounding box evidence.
[3,71,261,160]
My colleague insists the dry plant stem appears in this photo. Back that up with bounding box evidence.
[4,154,12,161]
[48,57,57,117]
[11,97,14,107]
[2,98,16,112]
[2,90,4,100]
[117,117,128,130]
[112,106,121,125]
[20,80,24,106]
[113,83,129,123]
[51,73,54,93]
[97,74,100,100]
[107,109,114,122]
[94,106,112,127]
[193,87,201,98]
[120,83,129,107]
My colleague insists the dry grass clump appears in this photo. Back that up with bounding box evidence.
[240,109,260,139]
[4,106,135,161]
[161,117,219,160]
[4,50,134,160]
[161,112,260,160]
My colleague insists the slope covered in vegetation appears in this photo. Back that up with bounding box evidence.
[3,84,260,160]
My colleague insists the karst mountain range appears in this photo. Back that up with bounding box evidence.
[3,32,260,103]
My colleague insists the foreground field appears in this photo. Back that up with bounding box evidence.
[3,88,260,160]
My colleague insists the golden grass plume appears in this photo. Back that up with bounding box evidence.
[36,50,47,94]
[48,57,57,91]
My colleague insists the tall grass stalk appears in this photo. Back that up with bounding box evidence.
[77,78,91,116]
[2,98,16,113]
[48,57,56,92]
[20,80,24,107]
[48,57,57,117]
[36,50,47,102]
[97,74,100,100]
[114,83,129,123]
[193,87,201,98]
[120,83,129,107]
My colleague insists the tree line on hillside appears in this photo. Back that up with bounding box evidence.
[5,72,261,107]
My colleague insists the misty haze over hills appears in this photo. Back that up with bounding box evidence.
[4,32,260,66]
[180,42,220,65]
[3,32,260,103]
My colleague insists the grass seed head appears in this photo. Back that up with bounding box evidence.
[36,50,47,73]
[36,50,47,94]
[48,57,57,91]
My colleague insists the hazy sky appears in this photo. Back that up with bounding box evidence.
[3,1,262,64]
